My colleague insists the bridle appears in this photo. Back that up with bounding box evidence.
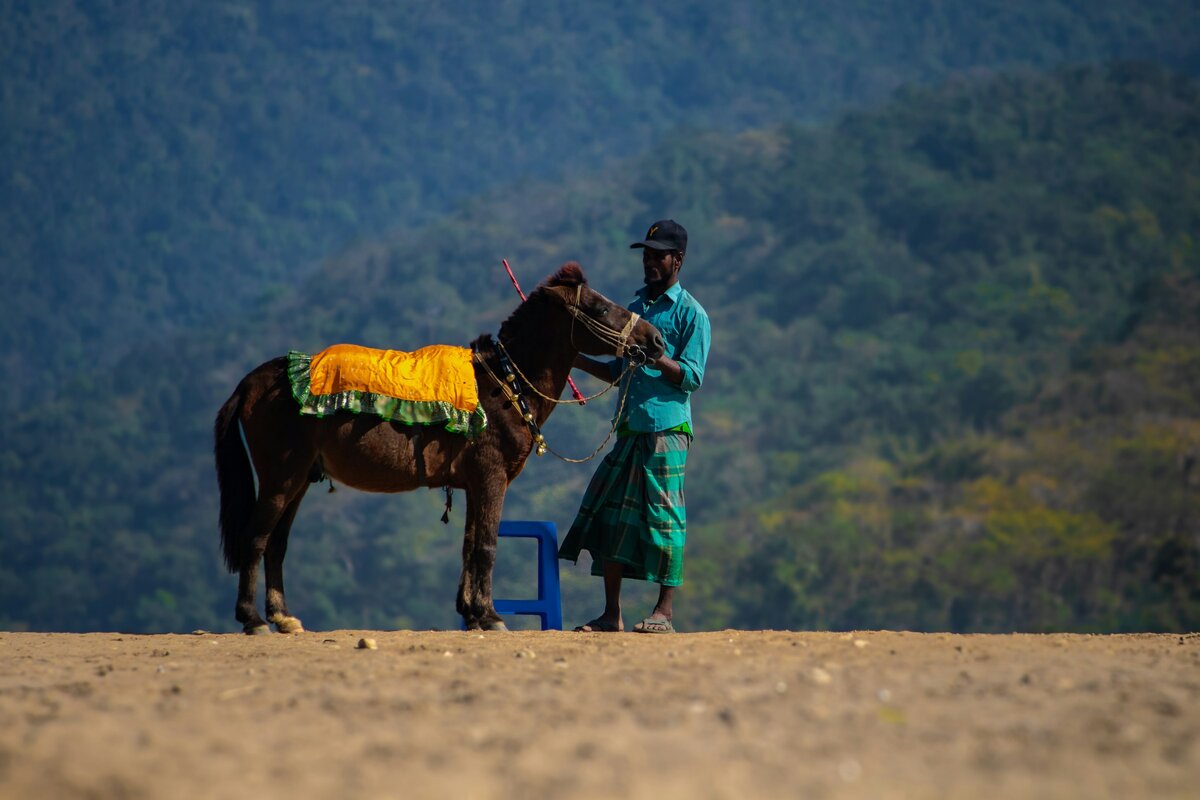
[471,282,649,462]
[495,282,650,407]
[563,284,651,368]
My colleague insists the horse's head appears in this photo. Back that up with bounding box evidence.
[540,262,665,366]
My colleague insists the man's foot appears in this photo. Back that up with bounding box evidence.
[573,617,623,632]
[632,616,674,634]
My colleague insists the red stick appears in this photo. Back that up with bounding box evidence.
[503,259,586,404]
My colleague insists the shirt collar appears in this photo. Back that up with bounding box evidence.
[636,281,684,306]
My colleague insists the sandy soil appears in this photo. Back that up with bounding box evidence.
[0,629,1197,799]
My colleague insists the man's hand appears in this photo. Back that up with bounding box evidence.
[652,353,685,386]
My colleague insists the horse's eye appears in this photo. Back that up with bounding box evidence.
[589,306,608,319]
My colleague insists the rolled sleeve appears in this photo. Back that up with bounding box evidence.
[674,308,710,394]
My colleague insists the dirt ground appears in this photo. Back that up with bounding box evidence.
[0,629,1197,799]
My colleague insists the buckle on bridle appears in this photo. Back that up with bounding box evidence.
[618,311,642,363]
[624,343,650,366]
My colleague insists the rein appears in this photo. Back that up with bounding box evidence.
[474,336,634,463]
[472,285,644,463]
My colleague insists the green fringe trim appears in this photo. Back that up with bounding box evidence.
[287,350,487,437]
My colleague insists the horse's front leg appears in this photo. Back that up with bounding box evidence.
[456,505,478,628]
[459,477,508,631]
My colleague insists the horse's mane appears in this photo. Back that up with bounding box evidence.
[491,262,587,346]
[545,261,586,289]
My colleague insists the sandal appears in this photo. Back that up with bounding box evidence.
[573,618,622,632]
[632,617,675,634]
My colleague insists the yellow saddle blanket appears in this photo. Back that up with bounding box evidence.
[287,343,486,436]
[308,343,479,411]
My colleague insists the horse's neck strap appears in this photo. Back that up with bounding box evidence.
[478,337,547,456]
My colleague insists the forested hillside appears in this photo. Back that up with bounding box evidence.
[1,63,1196,634]
[4,0,1199,410]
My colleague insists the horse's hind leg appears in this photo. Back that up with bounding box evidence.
[265,491,307,634]
[235,485,306,634]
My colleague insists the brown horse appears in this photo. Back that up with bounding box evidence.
[214,263,664,633]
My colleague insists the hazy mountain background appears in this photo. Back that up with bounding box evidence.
[2,1,1198,632]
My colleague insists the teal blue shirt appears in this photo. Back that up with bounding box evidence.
[606,282,711,434]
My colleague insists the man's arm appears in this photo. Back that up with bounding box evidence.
[573,354,620,383]
[651,354,685,386]
[659,306,711,392]
[577,352,684,385]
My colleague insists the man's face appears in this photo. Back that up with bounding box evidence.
[641,247,680,287]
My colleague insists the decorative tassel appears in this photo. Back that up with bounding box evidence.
[327,477,336,493]
[441,486,453,524]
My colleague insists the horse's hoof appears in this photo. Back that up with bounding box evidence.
[269,615,305,634]
[244,624,273,636]
[480,619,509,632]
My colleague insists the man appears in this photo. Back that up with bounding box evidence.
[558,219,711,633]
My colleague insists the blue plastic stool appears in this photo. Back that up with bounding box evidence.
[492,520,563,631]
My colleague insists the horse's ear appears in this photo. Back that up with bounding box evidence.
[546,261,586,288]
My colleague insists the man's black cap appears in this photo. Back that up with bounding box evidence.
[630,219,687,254]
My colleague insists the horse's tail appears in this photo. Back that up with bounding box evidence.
[214,384,255,573]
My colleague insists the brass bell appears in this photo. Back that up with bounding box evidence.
[505,373,516,383]
[534,433,544,443]
[523,412,533,422]
[535,443,547,456]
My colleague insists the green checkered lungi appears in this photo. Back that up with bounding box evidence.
[558,431,690,586]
